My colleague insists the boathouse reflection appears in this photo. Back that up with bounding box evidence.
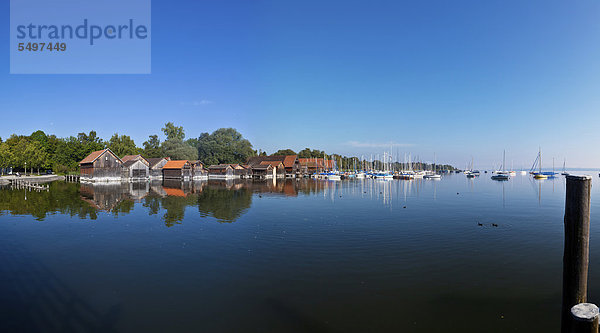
[1,178,334,223]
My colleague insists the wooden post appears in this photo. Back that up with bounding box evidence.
[562,175,593,332]
[571,303,599,333]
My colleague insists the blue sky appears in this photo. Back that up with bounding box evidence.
[1,0,599,168]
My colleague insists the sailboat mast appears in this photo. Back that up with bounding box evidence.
[539,147,542,173]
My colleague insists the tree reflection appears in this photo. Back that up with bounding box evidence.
[197,185,253,223]
[0,182,98,220]
[0,178,332,224]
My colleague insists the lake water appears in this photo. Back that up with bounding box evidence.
[1,173,600,332]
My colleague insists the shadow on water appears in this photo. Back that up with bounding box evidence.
[0,241,121,333]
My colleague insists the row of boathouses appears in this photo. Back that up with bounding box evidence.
[79,148,335,182]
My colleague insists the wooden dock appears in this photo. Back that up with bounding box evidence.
[9,179,50,191]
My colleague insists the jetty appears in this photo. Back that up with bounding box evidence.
[9,179,50,191]
[0,174,64,186]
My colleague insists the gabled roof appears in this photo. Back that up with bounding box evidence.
[208,164,233,170]
[247,155,298,167]
[121,154,148,163]
[298,158,335,168]
[79,148,122,165]
[123,159,148,168]
[147,157,168,168]
[163,160,190,169]
[121,155,138,162]
[260,161,284,167]
[282,155,298,168]
[252,165,273,171]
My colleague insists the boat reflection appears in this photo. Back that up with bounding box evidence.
[0,177,471,224]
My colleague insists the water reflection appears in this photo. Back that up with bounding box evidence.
[0,179,336,225]
[0,182,98,220]
[0,175,574,225]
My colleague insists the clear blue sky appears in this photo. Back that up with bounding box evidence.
[2,0,599,168]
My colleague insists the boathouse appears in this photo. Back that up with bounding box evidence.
[299,158,335,174]
[147,157,170,179]
[207,164,235,179]
[190,161,208,179]
[162,160,192,180]
[79,148,123,182]
[251,164,276,179]
[230,164,250,178]
[122,158,150,181]
[259,161,286,178]
[246,155,300,177]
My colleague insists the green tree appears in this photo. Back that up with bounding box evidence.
[162,122,185,141]
[143,135,162,158]
[273,149,296,155]
[298,148,325,158]
[29,131,50,173]
[195,128,255,165]
[0,142,13,175]
[25,140,46,174]
[108,133,140,158]
[161,123,198,160]
[77,131,105,152]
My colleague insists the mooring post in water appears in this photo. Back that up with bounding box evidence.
[571,303,599,333]
[562,175,593,333]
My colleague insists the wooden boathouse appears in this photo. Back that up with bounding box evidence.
[246,155,300,177]
[207,164,235,178]
[259,161,286,178]
[162,160,192,180]
[79,148,123,181]
[251,164,276,179]
[147,157,170,179]
[122,159,150,180]
[190,161,208,179]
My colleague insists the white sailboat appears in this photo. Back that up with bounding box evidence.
[561,158,569,176]
[533,148,547,179]
[491,150,511,180]
[424,153,442,179]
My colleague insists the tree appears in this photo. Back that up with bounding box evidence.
[30,130,50,173]
[273,149,296,156]
[160,123,197,160]
[162,139,198,160]
[143,135,162,158]
[162,122,185,141]
[77,131,104,153]
[195,128,255,165]
[25,140,46,174]
[0,142,13,175]
[108,133,140,158]
[298,148,325,158]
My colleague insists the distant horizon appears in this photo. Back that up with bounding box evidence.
[2,0,599,168]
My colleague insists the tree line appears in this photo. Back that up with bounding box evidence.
[0,123,456,175]
[0,123,256,174]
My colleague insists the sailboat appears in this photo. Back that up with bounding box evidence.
[424,153,442,179]
[533,148,547,179]
[465,157,480,178]
[491,150,511,180]
[561,158,569,176]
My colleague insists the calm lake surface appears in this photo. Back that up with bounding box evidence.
[1,173,600,332]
